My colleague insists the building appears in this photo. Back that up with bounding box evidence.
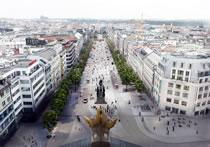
[0,75,16,143]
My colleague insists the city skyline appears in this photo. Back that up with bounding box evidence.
[0,0,210,20]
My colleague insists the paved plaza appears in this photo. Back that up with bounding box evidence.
[4,39,210,147]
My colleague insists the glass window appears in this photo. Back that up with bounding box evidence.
[168,83,173,88]
[205,86,208,91]
[22,95,31,98]
[181,63,184,68]
[176,84,181,89]
[208,100,210,104]
[189,64,192,69]
[199,79,203,83]
[198,94,202,99]
[197,103,200,107]
[205,78,208,82]
[185,71,190,76]
[23,102,32,105]
[2,101,5,107]
[173,62,176,67]
[183,93,188,98]
[177,76,183,81]
[171,75,175,79]
[172,69,176,74]
[178,70,184,75]
[20,80,29,84]
[7,96,10,102]
[175,91,180,96]
[202,102,206,106]
[166,98,172,102]
[165,106,171,111]
[181,101,187,106]
[183,86,189,91]
[167,90,173,95]
[174,99,179,104]
[204,93,207,98]
[199,87,203,92]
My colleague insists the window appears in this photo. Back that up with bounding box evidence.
[184,86,189,91]
[168,83,173,88]
[2,101,5,107]
[199,79,203,83]
[176,84,181,89]
[185,71,190,76]
[203,93,207,98]
[178,70,184,75]
[166,98,172,102]
[181,63,184,68]
[24,108,33,112]
[172,69,176,74]
[181,101,187,106]
[171,75,175,79]
[173,62,176,67]
[7,96,10,102]
[189,64,192,69]
[175,91,180,96]
[21,87,30,91]
[165,106,171,111]
[197,103,200,107]
[183,93,188,98]
[23,102,32,105]
[199,87,203,92]
[174,99,179,104]
[202,102,206,106]
[208,100,210,104]
[177,77,183,81]
[198,94,202,99]
[180,110,186,115]
[167,90,173,95]
[6,88,9,94]
[185,77,189,82]
[205,78,208,82]
[20,80,29,84]
[203,64,205,69]
[205,86,208,91]
[22,95,31,98]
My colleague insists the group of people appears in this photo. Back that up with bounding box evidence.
[23,136,37,147]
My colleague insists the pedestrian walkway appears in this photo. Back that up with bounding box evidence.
[124,85,210,143]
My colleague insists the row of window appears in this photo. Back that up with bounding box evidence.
[196,100,210,107]
[167,90,188,98]
[199,86,209,92]
[0,113,15,133]
[173,62,192,69]
[0,87,10,98]
[198,93,210,99]
[199,78,209,83]
[33,77,44,90]
[35,89,45,103]
[34,83,44,96]
[166,98,187,106]
[0,105,13,122]
[168,83,189,90]
[12,89,20,97]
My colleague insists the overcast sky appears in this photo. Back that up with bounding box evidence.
[0,0,210,20]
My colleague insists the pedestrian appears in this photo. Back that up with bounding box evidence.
[167,121,169,125]
[118,119,120,122]
[23,136,25,140]
[139,112,141,116]
[153,126,156,131]
[159,117,161,121]
[142,117,144,122]
[167,130,169,135]
[166,127,168,131]
[196,130,198,134]
[172,126,174,132]
[115,100,117,103]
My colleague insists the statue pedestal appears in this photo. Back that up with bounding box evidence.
[91,126,110,147]
[95,98,107,104]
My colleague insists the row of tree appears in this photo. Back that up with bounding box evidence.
[42,40,93,137]
[106,39,146,93]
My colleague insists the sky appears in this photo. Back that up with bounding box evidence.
[0,0,210,20]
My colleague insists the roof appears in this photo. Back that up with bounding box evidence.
[42,36,77,42]
[34,48,56,61]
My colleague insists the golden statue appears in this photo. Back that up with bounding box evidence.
[84,108,117,147]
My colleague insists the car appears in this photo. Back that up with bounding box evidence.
[83,98,88,103]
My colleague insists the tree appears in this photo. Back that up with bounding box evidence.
[43,110,58,137]
[51,98,65,115]
[71,68,82,91]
